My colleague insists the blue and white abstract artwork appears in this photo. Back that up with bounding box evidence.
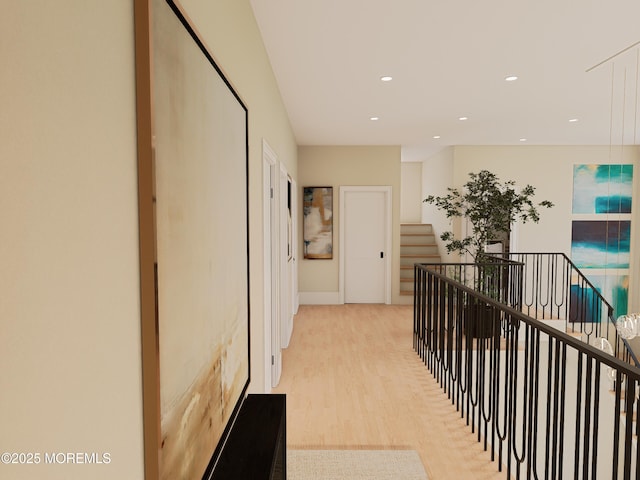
[571,220,631,268]
[572,164,633,214]
[569,275,629,322]
[590,274,629,317]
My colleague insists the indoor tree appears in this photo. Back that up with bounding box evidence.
[423,169,554,262]
[424,170,554,336]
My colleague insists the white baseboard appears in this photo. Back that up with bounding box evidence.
[298,291,342,305]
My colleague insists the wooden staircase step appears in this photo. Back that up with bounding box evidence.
[401,245,439,255]
[400,235,436,244]
[400,223,434,235]
[398,224,441,296]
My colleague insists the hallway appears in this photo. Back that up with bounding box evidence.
[273,304,506,479]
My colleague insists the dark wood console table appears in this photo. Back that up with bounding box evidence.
[210,394,286,479]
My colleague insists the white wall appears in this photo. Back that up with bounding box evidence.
[401,162,423,223]
[1,3,143,479]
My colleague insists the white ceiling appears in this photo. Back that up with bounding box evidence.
[249,0,640,161]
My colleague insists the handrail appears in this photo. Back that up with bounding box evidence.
[483,251,614,320]
[481,252,626,360]
[417,258,524,309]
[413,264,640,478]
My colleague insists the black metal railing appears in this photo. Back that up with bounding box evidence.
[422,256,525,310]
[414,264,640,479]
[483,252,616,344]
[479,252,640,368]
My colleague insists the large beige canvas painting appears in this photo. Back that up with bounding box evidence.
[152,1,250,479]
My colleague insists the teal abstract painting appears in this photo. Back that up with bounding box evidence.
[572,164,633,214]
[590,274,629,317]
[571,220,630,268]
[569,274,629,322]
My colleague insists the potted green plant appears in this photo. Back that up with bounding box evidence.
[424,170,554,261]
[423,170,554,337]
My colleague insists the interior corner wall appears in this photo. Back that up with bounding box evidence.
[173,0,298,394]
[298,145,402,304]
[1,3,144,479]
[401,162,423,223]
[421,147,455,260]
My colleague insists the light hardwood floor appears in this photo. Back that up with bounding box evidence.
[273,304,507,480]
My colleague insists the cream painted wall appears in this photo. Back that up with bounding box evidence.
[298,146,403,304]
[1,3,143,479]
[422,147,455,260]
[400,162,423,223]
[180,0,297,176]
[1,1,296,478]
[452,146,638,254]
[421,145,640,310]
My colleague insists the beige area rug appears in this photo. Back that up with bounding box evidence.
[287,449,429,480]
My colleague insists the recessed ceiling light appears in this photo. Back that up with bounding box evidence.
[459,116,468,121]
[370,116,379,121]
[380,76,393,82]
[505,75,518,82]
[569,118,579,123]
[519,138,527,142]
[433,135,441,139]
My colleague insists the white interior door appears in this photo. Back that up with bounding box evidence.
[341,187,391,303]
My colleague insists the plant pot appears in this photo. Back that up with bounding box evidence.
[464,302,500,339]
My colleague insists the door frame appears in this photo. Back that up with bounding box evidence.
[339,185,392,304]
[262,139,280,391]
[290,178,299,315]
[279,164,294,348]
